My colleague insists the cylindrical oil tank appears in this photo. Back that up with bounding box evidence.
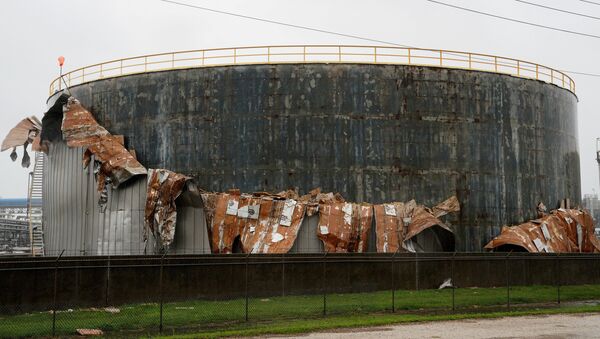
[48,61,579,252]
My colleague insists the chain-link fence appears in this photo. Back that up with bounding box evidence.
[2,252,600,337]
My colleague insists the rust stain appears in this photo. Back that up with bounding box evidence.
[1,116,42,168]
[144,169,190,249]
[485,208,600,253]
[374,196,459,253]
[316,202,373,253]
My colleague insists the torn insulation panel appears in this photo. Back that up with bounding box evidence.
[62,97,146,188]
[485,208,600,253]
[316,202,373,253]
[144,169,190,249]
[1,116,42,168]
[202,191,307,254]
[374,196,459,253]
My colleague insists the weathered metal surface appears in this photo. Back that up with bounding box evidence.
[62,97,147,189]
[316,202,373,253]
[201,191,307,253]
[1,116,42,168]
[485,208,600,253]
[144,169,190,249]
[1,116,42,152]
[373,196,459,253]
[59,63,579,251]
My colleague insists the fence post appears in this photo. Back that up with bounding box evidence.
[415,251,419,291]
[556,253,561,306]
[322,251,328,316]
[451,252,456,311]
[506,251,512,310]
[52,249,65,337]
[391,249,399,312]
[105,254,111,306]
[159,250,168,333]
[282,253,285,297]
[245,252,250,322]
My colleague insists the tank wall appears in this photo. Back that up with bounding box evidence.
[64,63,580,252]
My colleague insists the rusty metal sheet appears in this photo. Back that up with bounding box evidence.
[62,97,146,187]
[484,208,600,253]
[316,202,373,253]
[374,197,459,253]
[202,191,307,253]
[242,197,306,253]
[61,98,110,147]
[144,169,190,249]
[201,190,242,254]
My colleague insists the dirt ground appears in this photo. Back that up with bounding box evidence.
[278,313,600,339]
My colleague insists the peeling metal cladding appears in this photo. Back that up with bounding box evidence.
[65,63,580,251]
[484,208,600,253]
[42,142,210,255]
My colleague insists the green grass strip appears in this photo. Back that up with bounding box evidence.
[1,284,600,337]
[160,305,600,339]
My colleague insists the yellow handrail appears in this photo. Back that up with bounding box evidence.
[48,45,576,95]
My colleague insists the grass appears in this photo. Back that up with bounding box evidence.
[1,284,600,337]
[159,305,600,339]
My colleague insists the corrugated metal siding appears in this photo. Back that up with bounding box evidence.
[290,216,323,253]
[43,142,212,255]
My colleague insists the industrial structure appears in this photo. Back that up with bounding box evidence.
[0,199,42,255]
[3,45,581,254]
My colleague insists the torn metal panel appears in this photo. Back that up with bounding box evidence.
[201,190,242,254]
[374,197,459,253]
[1,116,42,168]
[62,97,146,188]
[202,191,307,254]
[484,208,600,253]
[144,169,190,249]
[242,196,306,253]
[316,202,373,253]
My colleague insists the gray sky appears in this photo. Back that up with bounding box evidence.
[0,0,599,199]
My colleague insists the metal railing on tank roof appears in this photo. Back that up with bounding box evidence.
[48,45,576,95]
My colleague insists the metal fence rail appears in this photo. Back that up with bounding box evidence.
[48,45,576,95]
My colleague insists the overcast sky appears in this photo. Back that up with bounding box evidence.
[0,0,599,199]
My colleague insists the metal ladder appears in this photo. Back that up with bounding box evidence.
[27,151,45,256]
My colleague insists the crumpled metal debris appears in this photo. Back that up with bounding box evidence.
[201,190,307,253]
[316,202,373,253]
[62,97,147,189]
[374,196,459,253]
[299,188,345,217]
[201,189,242,254]
[144,169,190,249]
[484,208,600,253]
[1,116,42,168]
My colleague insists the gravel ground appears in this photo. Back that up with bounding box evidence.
[277,313,600,339]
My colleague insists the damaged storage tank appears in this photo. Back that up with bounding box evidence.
[37,46,579,253]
